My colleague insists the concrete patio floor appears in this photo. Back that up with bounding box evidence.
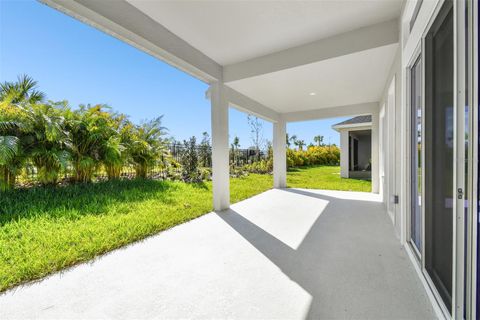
[0,188,436,319]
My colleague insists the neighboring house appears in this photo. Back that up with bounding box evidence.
[332,115,372,180]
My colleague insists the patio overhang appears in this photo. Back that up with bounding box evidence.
[40,0,401,210]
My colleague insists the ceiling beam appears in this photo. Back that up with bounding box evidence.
[224,86,280,123]
[223,19,399,83]
[205,86,280,123]
[40,0,222,83]
[282,102,379,123]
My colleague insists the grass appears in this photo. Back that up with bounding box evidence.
[0,166,369,292]
[287,165,371,192]
[0,174,272,292]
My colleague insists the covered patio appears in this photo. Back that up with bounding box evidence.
[14,0,475,317]
[0,189,435,319]
[39,0,395,211]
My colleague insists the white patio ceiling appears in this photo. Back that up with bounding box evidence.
[127,0,402,114]
[226,44,398,113]
[42,0,403,118]
[127,0,402,65]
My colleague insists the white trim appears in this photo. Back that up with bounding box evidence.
[385,77,397,226]
[405,244,447,320]
[223,19,399,82]
[332,122,372,131]
[470,1,478,317]
[282,102,378,123]
[405,44,422,258]
[421,32,427,275]
[453,1,466,317]
[466,0,478,318]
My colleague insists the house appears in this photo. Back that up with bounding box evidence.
[332,115,372,180]
[9,0,477,318]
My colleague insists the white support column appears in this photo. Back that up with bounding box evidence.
[371,112,379,193]
[273,119,287,188]
[210,82,230,211]
[340,130,349,178]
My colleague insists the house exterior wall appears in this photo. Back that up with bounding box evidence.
[338,125,372,180]
[340,130,349,178]
[379,47,402,238]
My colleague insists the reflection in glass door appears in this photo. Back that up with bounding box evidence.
[410,56,422,255]
[424,1,454,313]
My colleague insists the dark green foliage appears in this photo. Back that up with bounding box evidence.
[180,136,201,182]
[198,132,211,168]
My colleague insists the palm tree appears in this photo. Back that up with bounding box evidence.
[231,136,240,165]
[65,104,121,183]
[102,113,129,180]
[25,102,71,185]
[295,139,306,151]
[313,135,324,146]
[0,75,46,190]
[0,121,22,191]
[128,116,168,179]
[289,134,298,149]
[0,75,45,104]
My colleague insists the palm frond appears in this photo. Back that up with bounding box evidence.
[0,136,20,165]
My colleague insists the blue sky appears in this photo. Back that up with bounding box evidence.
[0,0,345,147]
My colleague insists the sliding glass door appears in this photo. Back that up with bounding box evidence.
[424,0,454,313]
[407,0,477,316]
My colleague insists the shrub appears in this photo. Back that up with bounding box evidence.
[180,136,202,182]
[243,158,273,174]
[286,145,340,168]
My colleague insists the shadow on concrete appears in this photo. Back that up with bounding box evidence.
[216,188,434,319]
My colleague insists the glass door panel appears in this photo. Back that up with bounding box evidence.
[424,1,454,313]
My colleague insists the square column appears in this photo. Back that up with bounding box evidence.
[340,130,349,178]
[371,112,379,193]
[273,119,287,188]
[210,82,230,211]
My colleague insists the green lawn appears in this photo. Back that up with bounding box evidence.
[0,174,272,292]
[0,166,369,292]
[288,165,371,192]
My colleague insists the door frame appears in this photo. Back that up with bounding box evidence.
[386,77,397,224]
[406,43,423,262]
[466,0,478,318]
[419,0,460,318]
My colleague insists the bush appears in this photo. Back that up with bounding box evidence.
[179,137,203,182]
[243,158,273,174]
[286,145,340,168]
